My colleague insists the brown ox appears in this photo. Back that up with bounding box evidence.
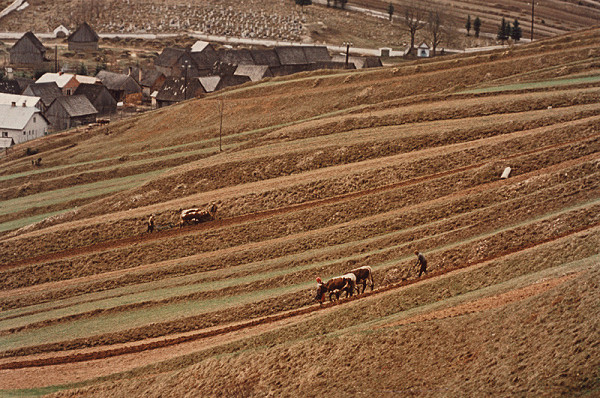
[351,266,374,294]
[179,203,217,228]
[315,273,357,303]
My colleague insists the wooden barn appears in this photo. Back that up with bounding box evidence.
[95,70,142,103]
[9,31,47,66]
[154,47,199,78]
[22,82,62,111]
[68,22,99,51]
[74,83,117,115]
[45,95,98,131]
[155,76,206,108]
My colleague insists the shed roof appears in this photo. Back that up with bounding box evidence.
[0,104,41,130]
[191,40,210,53]
[0,137,15,149]
[74,83,113,102]
[68,22,99,43]
[50,95,97,117]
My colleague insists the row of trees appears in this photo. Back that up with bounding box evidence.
[465,15,482,38]
[497,17,523,42]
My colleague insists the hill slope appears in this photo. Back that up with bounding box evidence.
[0,29,599,396]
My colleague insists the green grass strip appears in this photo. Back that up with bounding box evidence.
[458,74,600,94]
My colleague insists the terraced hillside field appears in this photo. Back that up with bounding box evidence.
[0,29,599,396]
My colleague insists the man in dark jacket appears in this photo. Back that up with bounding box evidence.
[415,250,428,277]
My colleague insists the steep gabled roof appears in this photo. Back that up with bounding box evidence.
[154,47,187,68]
[12,31,46,52]
[96,70,139,91]
[140,70,165,88]
[275,46,308,65]
[68,22,99,43]
[74,83,114,103]
[23,82,62,107]
[50,95,97,117]
[0,104,42,130]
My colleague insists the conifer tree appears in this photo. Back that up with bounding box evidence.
[465,15,471,36]
[473,16,481,38]
[511,19,522,41]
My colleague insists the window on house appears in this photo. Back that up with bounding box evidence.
[33,116,36,123]
[2,132,7,137]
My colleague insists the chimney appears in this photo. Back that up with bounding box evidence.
[11,102,16,107]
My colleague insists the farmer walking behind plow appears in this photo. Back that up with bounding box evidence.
[414,250,428,277]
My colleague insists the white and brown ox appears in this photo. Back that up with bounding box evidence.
[178,203,218,228]
[350,266,374,294]
[314,273,357,304]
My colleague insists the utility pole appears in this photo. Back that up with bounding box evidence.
[343,41,352,68]
[182,60,191,100]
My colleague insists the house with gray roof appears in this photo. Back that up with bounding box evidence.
[155,76,206,108]
[95,70,142,103]
[275,46,308,66]
[68,22,99,51]
[45,95,97,131]
[10,31,47,66]
[22,82,62,111]
[0,93,42,110]
[154,47,201,78]
[249,49,281,68]
[74,83,116,115]
[0,103,49,145]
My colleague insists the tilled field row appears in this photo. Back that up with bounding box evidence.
[1,212,598,363]
[2,162,598,316]
[3,185,598,340]
[2,107,599,267]
[1,119,598,291]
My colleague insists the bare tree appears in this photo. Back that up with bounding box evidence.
[426,8,451,56]
[402,2,426,55]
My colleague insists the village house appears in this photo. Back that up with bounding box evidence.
[154,76,206,108]
[68,22,99,51]
[22,82,62,111]
[0,93,42,110]
[36,72,79,95]
[53,25,70,38]
[74,83,117,115]
[9,31,47,66]
[0,102,49,145]
[95,70,142,103]
[154,47,200,78]
[45,95,98,131]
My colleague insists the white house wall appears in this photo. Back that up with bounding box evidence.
[1,113,48,145]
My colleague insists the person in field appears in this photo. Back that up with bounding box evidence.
[147,214,155,233]
[415,250,428,277]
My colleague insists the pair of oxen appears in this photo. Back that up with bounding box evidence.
[315,266,374,303]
